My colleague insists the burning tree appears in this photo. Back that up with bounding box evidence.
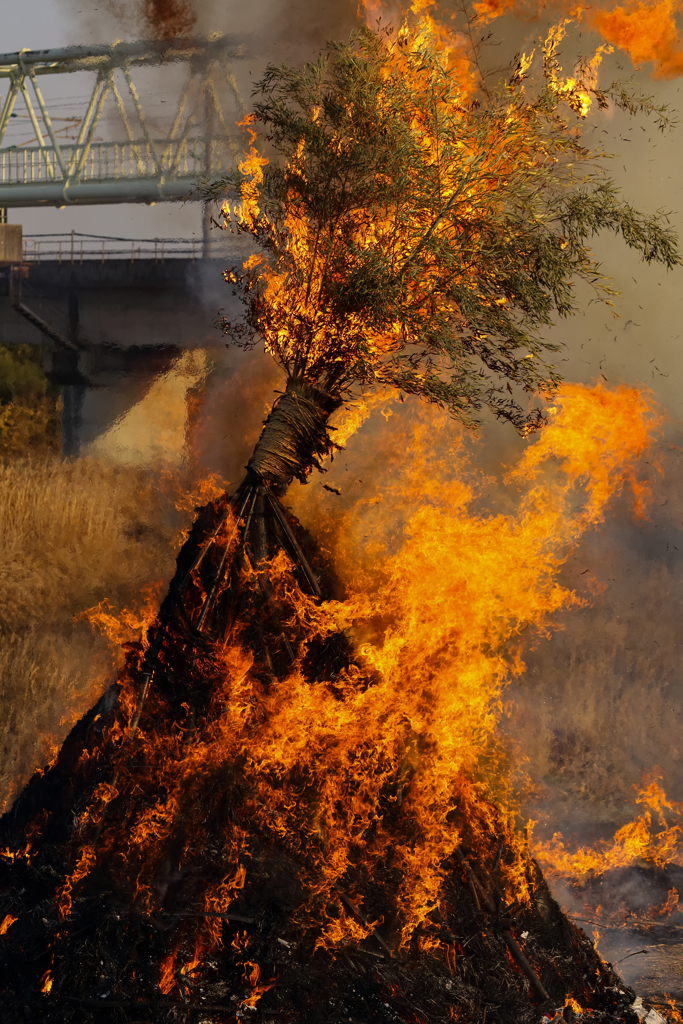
[0,15,678,1024]
[203,22,677,488]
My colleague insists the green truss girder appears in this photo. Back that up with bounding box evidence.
[0,36,247,207]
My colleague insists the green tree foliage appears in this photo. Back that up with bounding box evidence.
[203,19,679,432]
[0,344,60,457]
[0,344,49,406]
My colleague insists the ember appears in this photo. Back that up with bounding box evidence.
[0,8,681,1024]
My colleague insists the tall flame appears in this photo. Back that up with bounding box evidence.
[58,382,661,964]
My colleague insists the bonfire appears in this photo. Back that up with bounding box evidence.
[0,10,679,1024]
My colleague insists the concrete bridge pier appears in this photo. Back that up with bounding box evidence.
[0,256,240,457]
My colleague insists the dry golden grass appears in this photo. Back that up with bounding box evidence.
[508,555,683,833]
[0,456,179,630]
[0,625,114,812]
[0,456,184,811]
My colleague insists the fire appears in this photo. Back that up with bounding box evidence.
[56,844,97,919]
[0,843,31,865]
[170,468,230,520]
[506,382,660,520]
[532,775,683,883]
[650,887,680,919]
[2,9,682,1015]
[72,465,229,665]
[589,0,683,79]
[229,114,269,228]
[77,581,165,650]
[363,0,683,81]
[40,970,52,995]
[220,10,618,436]
[239,960,276,1009]
[663,996,683,1022]
[159,950,178,994]
[363,0,494,95]
[330,389,395,449]
[0,914,17,935]
[51,381,661,962]
[158,929,208,995]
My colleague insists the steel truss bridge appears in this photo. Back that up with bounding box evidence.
[0,36,248,207]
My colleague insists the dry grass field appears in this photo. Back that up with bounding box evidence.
[505,460,683,838]
[0,344,219,811]
[0,456,185,811]
[507,555,683,829]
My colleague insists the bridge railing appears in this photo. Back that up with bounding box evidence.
[0,137,238,186]
[21,230,236,262]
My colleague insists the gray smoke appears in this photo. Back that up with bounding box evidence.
[64,0,359,55]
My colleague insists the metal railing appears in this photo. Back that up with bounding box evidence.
[21,230,224,263]
[0,136,239,187]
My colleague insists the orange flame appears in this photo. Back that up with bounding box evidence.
[221,115,269,232]
[590,0,683,79]
[0,914,17,935]
[239,960,276,1009]
[56,382,662,958]
[533,775,683,882]
[77,581,165,650]
[56,844,98,919]
[330,390,396,449]
[662,995,683,1022]
[650,887,680,919]
[159,950,178,994]
[363,0,683,80]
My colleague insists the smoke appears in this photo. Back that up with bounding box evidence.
[190,345,285,487]
[506,438,683,827]
[70,0,359,50]
[142,0,196,39]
